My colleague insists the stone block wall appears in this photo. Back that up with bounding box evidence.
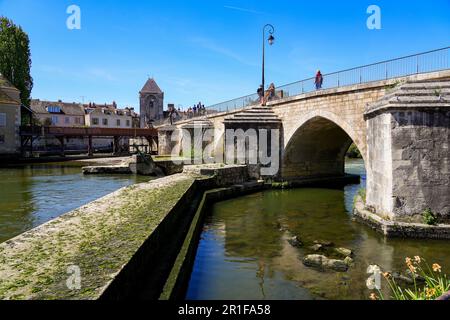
[390,110,450,220]
[366,113,394,218]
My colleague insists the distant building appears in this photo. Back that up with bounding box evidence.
[29,99,140,154]
[0,74,21,156]
[84,104,135,129]
[139,78,164,127]
[30,99,85,127]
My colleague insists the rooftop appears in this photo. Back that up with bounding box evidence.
[140,78,162,94]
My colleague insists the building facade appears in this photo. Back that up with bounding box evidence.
[29,100,139,153]
[0,74,21,157]
[139,78,164,127]
[30,99,85,127]
[84,105,134,129]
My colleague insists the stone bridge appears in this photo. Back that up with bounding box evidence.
[159,70,450,224]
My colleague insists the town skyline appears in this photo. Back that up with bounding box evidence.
[1,0,449,109]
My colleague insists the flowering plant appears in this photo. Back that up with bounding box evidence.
[370,256,449,300]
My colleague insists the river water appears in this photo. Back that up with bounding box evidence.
[0,163,151,244]
[186,159,450,300]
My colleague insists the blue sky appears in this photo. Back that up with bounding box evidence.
[0,0,449,110]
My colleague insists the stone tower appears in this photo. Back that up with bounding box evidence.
[139,78,164,127]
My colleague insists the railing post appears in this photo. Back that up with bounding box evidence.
[337,73,340,87]
[301,81,304,94]
[385,63,388,80]
[359,68,362,84]
[416,56,419,74]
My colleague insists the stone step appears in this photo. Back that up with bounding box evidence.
[223,119,282,124]
[402,82,450,90]
[233,114,279,118]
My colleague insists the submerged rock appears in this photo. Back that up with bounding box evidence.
[323,259,349,272]
[392,272,414,284]
[405,270,426,283]
[303,255,349,272]
[303,255,326,268]
[334,247,353,258]
[287,236,303,248]
[344,256,354,266]
[309,244,324,252]
[314,240,334,247]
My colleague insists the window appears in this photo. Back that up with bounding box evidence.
[46,106,61,113]
[75,117,81,125]
[126,120,131,127]
[116,119,121,127]
[0,135,4,144]
[0,113,6,127]
[65,117,70,124]
[102,118,108,126]
[51,116,59,125]
[92,118,99,125]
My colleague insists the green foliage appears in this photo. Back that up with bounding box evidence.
[385,80,402,91]
[373,257,450,300]
[346,143,362,159]
[272,181,290,189]
[434,89,442,97]
[423,208,438,226]
[0,16,33,106]
[358,188,366,203]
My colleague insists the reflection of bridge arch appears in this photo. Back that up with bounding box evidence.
[282,110,366,180]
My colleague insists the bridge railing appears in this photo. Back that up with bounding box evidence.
[206,46,450,113]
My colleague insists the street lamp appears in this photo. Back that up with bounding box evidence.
[262,24,275,92]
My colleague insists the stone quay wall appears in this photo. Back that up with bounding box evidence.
[0,165,251,300]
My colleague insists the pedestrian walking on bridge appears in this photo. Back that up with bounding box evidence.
[315,70,323,90]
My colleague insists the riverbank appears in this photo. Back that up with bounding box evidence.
[0,164,251,300]
[0,173,201,299]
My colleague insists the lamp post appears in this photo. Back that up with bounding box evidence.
[262,24,275,92]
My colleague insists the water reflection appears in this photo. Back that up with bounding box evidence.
[186,159,449,300]
[0,164,151,243]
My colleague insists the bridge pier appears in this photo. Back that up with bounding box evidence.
[365,80,450,223]
[88,135,94,157]
[156,73,450,230]
[57,136,65,157]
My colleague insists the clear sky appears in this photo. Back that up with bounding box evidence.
[0,0,449,110]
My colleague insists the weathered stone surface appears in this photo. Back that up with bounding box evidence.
[303,255,326,268]
[309,244,324,252]
[354,195,450,239]
[323,259,349,272]
[303,255,349,272]
[314,240,334,247]
[366,79,450,221]
[183,164,248,187]
[0,174,199,300]
[334,247,353,258]
[344,257,354,266]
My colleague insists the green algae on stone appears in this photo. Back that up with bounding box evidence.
[0,174,198,300]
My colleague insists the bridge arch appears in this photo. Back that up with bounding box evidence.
[281,110,366,180]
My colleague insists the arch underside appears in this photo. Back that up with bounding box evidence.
[282,117,354,180]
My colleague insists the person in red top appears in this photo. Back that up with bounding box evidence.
[315,70,323,90]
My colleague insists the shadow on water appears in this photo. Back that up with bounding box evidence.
[186,159,450,300]
[0,163,152,244]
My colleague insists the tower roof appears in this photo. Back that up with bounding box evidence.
[140,78,162,94]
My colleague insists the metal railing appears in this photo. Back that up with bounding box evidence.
[205,46,450,114]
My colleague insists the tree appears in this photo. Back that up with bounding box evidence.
[0,16,33,106]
